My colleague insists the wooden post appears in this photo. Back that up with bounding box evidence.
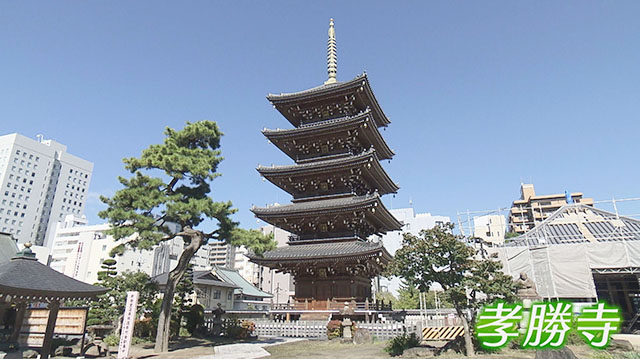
[365,298,369,311]
[326,298,330,310]
[286,312,290,323]
[10,302,27,342]
[305,299,309,310]
[40,300,60,359]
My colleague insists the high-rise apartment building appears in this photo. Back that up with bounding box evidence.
[0,133,93,246]
[508,183,594,234]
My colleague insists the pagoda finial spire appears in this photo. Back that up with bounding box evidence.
[324,18,337,85]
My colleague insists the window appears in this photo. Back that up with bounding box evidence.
[227,291,232,301]
[213,289,221,299]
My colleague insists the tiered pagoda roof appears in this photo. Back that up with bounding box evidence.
[250,19,397,304]
[267,74,390,128]
[262,109,394,162]
[257,148,399,200]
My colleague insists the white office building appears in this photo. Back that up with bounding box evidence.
[49,216,154,284]
[378,207,450,295]
[0,133,93,246]
[49,216,212,284]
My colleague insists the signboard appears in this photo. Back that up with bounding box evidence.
[118,291,139,359]
[19,307,88,347]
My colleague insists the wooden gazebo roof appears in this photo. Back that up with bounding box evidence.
[0,244,107,359]
[0,249,107,302]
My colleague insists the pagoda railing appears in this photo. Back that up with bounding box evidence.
[288,232,366,243]
[271,298,392,311]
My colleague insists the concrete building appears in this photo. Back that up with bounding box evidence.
[379,208,450,295]
[48,216,210,284]
[206,240,235,268]
[233,225,294,305]
[508,183,594,234]
[49,216,154,284]
[0,133,93,246]
[473,214,507,245]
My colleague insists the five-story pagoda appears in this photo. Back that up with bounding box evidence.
[250,19,401,310]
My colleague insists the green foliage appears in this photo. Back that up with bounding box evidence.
[99,121,276,350]
[396,284,420,309]
[326,320,342,339]
[223,318,255,339]
[504,232,520,240]
[384,333,420,356]
[376,291,398,308]
[103,334,119,347]
[98,121,275,253]
[84,270,158,327]
[185,304,205,335]
[390,223,518,313]
[390,223,518,356]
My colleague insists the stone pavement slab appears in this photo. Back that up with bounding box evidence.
[195,337,305,359]
[612,334,640,351]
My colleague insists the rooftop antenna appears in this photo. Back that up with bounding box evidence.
[324,18,337,85]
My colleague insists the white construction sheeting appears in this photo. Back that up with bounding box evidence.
[488,241,640,299]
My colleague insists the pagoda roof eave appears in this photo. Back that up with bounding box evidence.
[262,110,395,160]
[248,240,392,266]
[257,149,399,195]
[266,74,390,128]
[251,194,403,233]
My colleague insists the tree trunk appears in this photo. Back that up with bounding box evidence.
[457,307,475,357]
[154,232,204,353]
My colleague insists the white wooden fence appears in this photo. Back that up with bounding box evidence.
[354,322,417,340]
[253,320,328,339]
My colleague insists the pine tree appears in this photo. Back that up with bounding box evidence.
[99,121,275,352]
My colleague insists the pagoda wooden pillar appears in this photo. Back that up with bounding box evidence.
[40,300,60,359]
[10,302,27,342]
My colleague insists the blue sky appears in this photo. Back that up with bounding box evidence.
[1,1,639,231]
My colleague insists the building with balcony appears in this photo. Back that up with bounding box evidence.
[508,183,594,235]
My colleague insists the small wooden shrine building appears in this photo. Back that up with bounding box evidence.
[0,243,107,359]
[250,19,400,313]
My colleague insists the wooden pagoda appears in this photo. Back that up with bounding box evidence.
[250,19,400,311]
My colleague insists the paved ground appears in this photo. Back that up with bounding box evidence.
[126,336,303,359]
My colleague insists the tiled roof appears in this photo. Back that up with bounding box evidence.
[251,240,389,261]
[266,74,390,128]
[261,110,395,161]
[266,75,366,101]
[152,270,239,289]
[0,233,18,265]
[252,194,379,215]
[0,254,107,299]
[506,204,640,246]
[213,266,272,298]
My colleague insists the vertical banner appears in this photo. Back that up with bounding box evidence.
[118,291,139,359]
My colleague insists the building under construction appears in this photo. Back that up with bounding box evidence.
[489,203,640,330]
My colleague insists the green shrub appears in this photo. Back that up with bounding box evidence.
[103,334,119,347]
[327,320,342,339]
[384,333,419,356]
[222,318,255,339]
[185,304,205,335]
